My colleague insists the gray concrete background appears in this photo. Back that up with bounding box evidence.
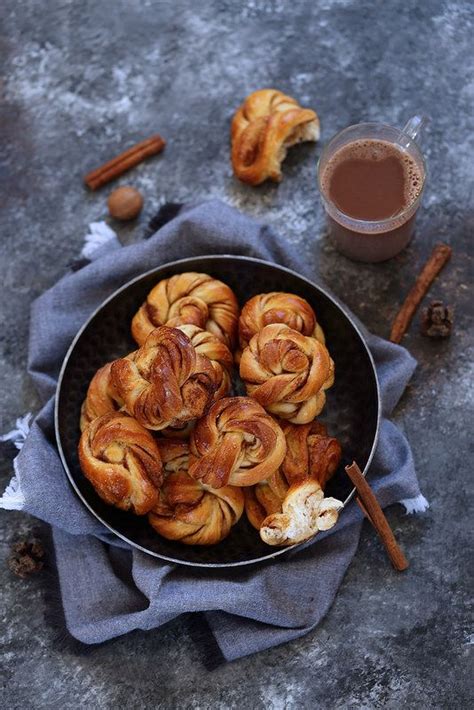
[1,1,473,708]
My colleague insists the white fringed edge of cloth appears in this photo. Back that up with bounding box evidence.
[80,221,120,259]
[0,413,32,510]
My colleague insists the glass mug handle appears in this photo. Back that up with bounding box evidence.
[401,114,429,144]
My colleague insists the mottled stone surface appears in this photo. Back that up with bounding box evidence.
[1,1,473,708]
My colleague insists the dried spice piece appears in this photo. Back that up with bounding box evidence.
[421,300,454,338]
[345,461,409,571]
[108,186,143,220]
[8,537,45,578]
[390,243,452,344]
[84,134,166,190]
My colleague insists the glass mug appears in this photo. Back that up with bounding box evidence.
[317,116,427,263]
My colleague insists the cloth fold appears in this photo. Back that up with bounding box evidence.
[1,199,422,662]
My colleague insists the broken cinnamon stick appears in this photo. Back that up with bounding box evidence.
[346,461,409,571]
[390,243,452,344]
[84,134,166,190]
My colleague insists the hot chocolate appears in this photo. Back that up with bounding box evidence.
[318,130,426,262]
[321,139,423,223]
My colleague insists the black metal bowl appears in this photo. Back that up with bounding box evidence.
[55,256,380,567]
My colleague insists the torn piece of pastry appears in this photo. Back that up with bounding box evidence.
[148,440,244,545]
[244,420,342,529]
[259,480,343,546]
[238,291,325,355]
[188,396,286,488]
[111,326,217,431]
[131,272,239,349]
[239,324,334,424]
[78,412,163,515]
[231,89,320,185]
[80,362,124,431]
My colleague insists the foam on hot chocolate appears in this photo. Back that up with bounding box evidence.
[321,139,424,222]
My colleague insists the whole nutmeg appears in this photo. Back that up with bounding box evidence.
[108,186,144,220]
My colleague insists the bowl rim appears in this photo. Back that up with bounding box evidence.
[55,254,381,567]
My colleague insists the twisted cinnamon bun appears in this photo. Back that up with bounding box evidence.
[131,272,239,349]
[238,291,325,354]
[78,413,163,515]
[231,89,320,185]
[244,420,342,530]
[240,324,334,423]
[188,396,286,488]
[111,326,217,431]
[148,440,244,545]
[80,362,123,431]
[280,420,341,489]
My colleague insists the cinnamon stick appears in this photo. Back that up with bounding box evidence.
[356,497,375,527]
[346,461,409,571]
[390,243,452,344]
[84,134,166,190]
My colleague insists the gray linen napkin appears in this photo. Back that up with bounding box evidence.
[1,199,424,663]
